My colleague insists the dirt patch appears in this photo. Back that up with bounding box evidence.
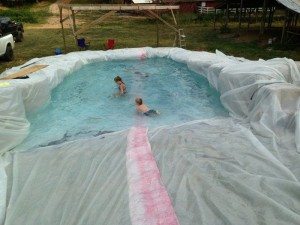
[0,5,9,10]
[29,2,83,29]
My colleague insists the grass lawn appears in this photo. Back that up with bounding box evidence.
[0,2,299,73]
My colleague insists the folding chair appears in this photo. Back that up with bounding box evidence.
[105,39,116,50]
[77,38,90,50]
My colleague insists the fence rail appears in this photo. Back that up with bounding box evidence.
[198,6,273,14]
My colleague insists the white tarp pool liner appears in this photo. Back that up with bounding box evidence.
[276,0,300,13]
[0,47,300,224]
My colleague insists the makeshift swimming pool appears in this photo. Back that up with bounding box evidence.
[0,48,300,225]
[17,58,227,150]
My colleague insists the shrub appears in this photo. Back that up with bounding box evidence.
[0,8,39,23]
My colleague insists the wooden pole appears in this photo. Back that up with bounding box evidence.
[281,9,288,44]
[71,9,77,32]
[213,8,217,30]
[68,9,77,43]
[156,10,159,47]
[170,8,178,47]
[260,0,267,37]
[59,6,67,53]
[247,8,251,31]
[225,0,229,28]
[237,0,243,36]
[170,9,177,26]
[255,8,258,23]
[147,10,179,33]
[156,19,159,47]
[267,7,273,28]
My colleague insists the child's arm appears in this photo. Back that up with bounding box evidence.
[120,84,125,94]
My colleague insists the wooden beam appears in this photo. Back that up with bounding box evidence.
[247,8,251,31]
[68,10,76,41]
[75,10,116,36]
[281,9,288,44]
[59,6,67,53]
[60,16,69,23]
[173,33,178,47]
[170,8,177,26]
[156,18,159,47]
[237,0,243,36]
[71,10,77,31]
[225,0,229,28]
[58,4,179,11]
[260,0,267,37]
[213,8,217,30]
[147,10,179,33]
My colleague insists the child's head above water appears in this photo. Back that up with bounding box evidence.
[135,97,143,105]
[114,76,122,84]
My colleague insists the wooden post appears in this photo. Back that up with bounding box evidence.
[71,9,77,32]
[156,10,159,47]
[237,0,243,36]
[59,6,67,53]
[247,8,251,31]
[281,9,288,44]
[156,19,159,47]
[213,8,217,30]
[260,0,267,37]
[170,9,177,26]
[146,10,179,33]
[69,9,77,44]
[170,8,178,47]
[255,8,258,23]
[267,7,274,28]
[225,0,229,28]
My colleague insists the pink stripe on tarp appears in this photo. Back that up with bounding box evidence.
[126,126,180,225]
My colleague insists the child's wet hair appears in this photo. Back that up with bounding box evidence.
[114,76,122,82]
[135,97,143,105]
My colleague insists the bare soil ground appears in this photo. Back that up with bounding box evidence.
[28,1,84,29]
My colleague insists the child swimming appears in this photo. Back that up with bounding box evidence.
[135,97,159,116]
[114,76,126,95]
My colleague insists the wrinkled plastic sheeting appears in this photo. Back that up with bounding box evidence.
[276,0,300,14]
[2,119,300,225]
[0,159,7,225]
[1,48,299,156]
[0,47,300,224]
[186,50,300,178]
[4,130,131,225]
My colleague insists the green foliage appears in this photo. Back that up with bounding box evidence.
[0,8,39,23]
[178,13,198,24]
[0,10,299,73]
[219,24,231,33]
[0,1,51,24]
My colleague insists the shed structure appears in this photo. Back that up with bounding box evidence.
[213,0,299,43]
[58,3,185,51]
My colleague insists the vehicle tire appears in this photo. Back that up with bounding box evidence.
[3,45,14,61]
[16,31,23,42]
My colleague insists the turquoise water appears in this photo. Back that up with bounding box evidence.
[17,58,228,150]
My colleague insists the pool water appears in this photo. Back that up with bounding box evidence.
[17,58,228,150]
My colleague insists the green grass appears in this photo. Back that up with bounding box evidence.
[0,3,52,24]
[0,8,299,73]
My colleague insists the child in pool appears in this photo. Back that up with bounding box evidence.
[135,97,159,116]
[114,76,126,95]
